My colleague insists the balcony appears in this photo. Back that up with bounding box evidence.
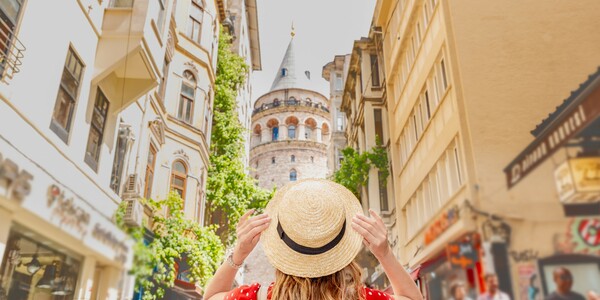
[92,0,159,112]
[0,17,25,81]
[252,99,330,116]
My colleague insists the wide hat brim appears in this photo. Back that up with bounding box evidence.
[261,179,364,278]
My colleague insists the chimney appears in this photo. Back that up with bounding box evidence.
[305,70,311,79]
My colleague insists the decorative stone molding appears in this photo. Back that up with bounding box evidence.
[173,149,190,162]
[149,118,166,145]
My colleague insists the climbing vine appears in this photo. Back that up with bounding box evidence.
[206,27,273,244]
[332,140,389,199]
[116,193,224,300]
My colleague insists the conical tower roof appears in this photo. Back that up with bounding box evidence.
[269,37,314,92]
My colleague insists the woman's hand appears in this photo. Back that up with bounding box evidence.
[351,209,391,260]
[232,209,271,264]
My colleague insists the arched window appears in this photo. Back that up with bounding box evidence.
[272,126,279,141]
[291,155,295,162]
[288,125,296,139]
[179,70,196,124]
[171,160,187,200]
[290,169,297,181]
[187,0,204,44]
[305,127,312,139]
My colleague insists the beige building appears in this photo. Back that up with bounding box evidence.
[0,0,227,298]
[331,35,399,291]
[371,0,600,299]
[322,55,349,174]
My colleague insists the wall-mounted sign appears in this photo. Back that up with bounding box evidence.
[555,157,600,204]
[92,224,129,264]
[554,217,600,255]
[424,205,460,245]
[505,87,600,188]
[446,240,478,269]
[0,151,33,203]
[47,184,91,238]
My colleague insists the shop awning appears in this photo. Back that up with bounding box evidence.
[504,67,600,188]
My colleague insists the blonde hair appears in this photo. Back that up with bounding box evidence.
[270,261,367,300]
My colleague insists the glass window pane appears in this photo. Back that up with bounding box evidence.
[172,176,184,187]
[86,129,101,160]
[52,88,74,130]
[182,84,194,98]
[173,161,186,173]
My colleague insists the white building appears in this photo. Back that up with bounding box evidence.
[0,0,225,299]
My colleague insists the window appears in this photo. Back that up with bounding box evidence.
[281,68,288,76]
[374,109,384,144]
[423,3,430,25]
[84,89,110,171]
[171,160,187,200]
[187,0,204,44]
[335,74,343,91]
[158,57,170,101]
[50,47,84,143]
[178,70,196,124]
[272,126,279,141]
[370,54,380,87]
[291,155,295,162]
[424,90,432,120]
[144,144,157,199]
[305,127,312,139]
[288,125,296,139]
[157,0,166,32]
[271,157,275,164]
[109,0,133,7]
[311,156,314,163]
[440,59,448,90]
[290,169,297,181]
[110,124,130,194]
[336,110,345,131]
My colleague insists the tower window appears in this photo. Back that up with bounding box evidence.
[272,157,276,164]
[281,68,288,76]
[290,169,297,181]
[291,155,295,162]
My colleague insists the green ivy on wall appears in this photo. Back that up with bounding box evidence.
[332,141,389,200]
[116,193,224,300]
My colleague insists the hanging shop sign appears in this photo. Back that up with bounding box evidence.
[554,157,600,204]
[0,151,33,203]
[47,184,92,238]
[424,205,460,245]
[554,218,600,255]
[505,86,600,188]
[446,239,478,269]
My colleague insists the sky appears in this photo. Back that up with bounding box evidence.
[250,0,377,101]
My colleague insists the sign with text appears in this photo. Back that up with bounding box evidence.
[554,158,600,204]
[447,240,478,269]
[505,87,600,188]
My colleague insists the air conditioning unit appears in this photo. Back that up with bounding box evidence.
[123,197,143,228]
[122,174,141,198]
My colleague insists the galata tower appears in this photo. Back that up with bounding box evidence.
[244,32,332,285]
[249,34,332,190]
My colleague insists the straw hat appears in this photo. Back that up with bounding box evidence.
[261,178,364,278]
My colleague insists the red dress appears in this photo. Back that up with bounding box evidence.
[223,283,394,300]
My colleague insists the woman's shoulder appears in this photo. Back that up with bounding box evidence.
[364,287,395,299]
[223,283,273,300]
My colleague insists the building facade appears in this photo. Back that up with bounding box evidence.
[0,0,225,298]
[372,0,600,299]
[333,35,399,291]
[249,36,331,190]
[322,55,349,175]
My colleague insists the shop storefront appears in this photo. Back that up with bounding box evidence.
[0,128,134,299]
[504,67,600,299]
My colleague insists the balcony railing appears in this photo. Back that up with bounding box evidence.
[0,18,25,80]
[253,99,330,116]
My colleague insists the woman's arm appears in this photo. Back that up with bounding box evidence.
[352,209,423,300]
[203,210,271,300]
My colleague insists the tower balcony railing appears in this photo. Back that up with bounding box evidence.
[252,99,330,116]
[0,18,26,81]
